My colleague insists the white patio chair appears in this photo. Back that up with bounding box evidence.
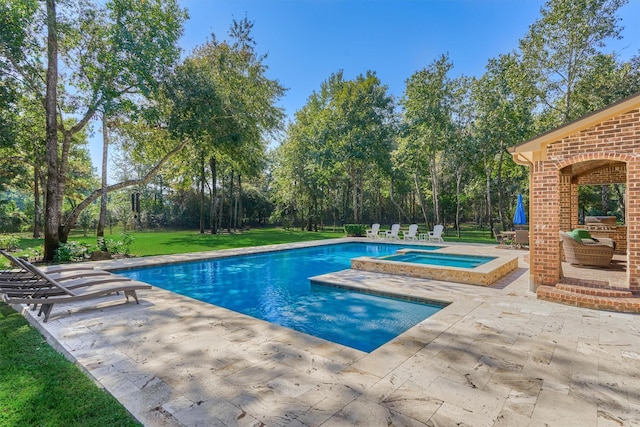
[385,224,401,240]
[366,223,380,239]
[428,225,444,242]
[401,224,419,241]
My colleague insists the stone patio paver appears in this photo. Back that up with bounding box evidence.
[11,238,640,426]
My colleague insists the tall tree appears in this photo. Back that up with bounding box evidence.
[1,0,187,259]
[519,0,628,125]
[446,75,475,236]
[274,70,394,227]
[471,54,534,231]
[402,54,456,225]
[572,52,640,116]
[328,71,395,223]
[165,17,285,233]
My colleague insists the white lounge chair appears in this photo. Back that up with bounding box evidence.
[366,223,380,239]
[402,224,419,241]
[385,224,401,240]
[428,225,444,242]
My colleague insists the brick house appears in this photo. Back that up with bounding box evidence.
[511,92,640,297]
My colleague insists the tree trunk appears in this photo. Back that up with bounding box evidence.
[455,167,463,238]
[227,170,233,233]
[413,170,430,227]
[97,113,109,241]
[389,174,410,224]
[209,156,217,234]
[484,153,494,233]
[357,171,364,224]
[33,159,41,238]
[429,156,440,224]
[43,0,60,261]
[237,174,242,230]
[218,174,225,232]
[350,165,358,223]
[233,187,238,230]
[496,143,507,231]
[332,189,337,231]
[199,154,205,234]
[376,182,382,222]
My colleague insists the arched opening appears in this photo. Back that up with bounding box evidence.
[558,160,628,288]
[511,92,640,309]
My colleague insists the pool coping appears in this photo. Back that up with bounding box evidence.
[11,238,639,426]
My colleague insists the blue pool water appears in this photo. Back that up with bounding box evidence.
[380,251,495,268]
[119,242,445,352]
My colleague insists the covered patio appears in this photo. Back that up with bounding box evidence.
[511,92,640,311]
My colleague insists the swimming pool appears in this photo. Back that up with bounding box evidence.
[119,242,445,352]
[379,251,495,268]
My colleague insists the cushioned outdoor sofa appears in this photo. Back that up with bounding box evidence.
[560,230,614,267]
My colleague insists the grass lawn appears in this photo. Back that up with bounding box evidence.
[0,303,141,426]
[92,227,345,256]
[0,225,497,424]
[6,224,496,261]
[1,227,346,268]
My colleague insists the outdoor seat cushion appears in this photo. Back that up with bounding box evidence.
[567,228,616,249]
[568,229,592,241]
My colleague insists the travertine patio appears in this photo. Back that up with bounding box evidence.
[13,239,640,426]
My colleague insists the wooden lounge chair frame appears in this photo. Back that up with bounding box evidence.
[1,254,151,322]
[1,251,122,292]
[1,250,110,282]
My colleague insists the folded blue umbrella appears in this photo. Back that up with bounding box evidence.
[514,193,527,225]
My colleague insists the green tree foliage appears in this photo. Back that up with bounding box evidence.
[0,0,187,260]
[97,17,285,235]
[401,54,456,225]
[159,17,285,233]
[2,0,639,236]
[572,53,640,116]
[273,70,394,229]
[519,0,629,125]
[470,53,535,232]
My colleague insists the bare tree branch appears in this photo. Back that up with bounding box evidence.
[60,137,191,235]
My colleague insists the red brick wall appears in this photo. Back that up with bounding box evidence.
[530,107,640,291]
[547,109,640,158]
[530,161,562,286]
[559,175,572,231]
[577,165,627,185]
[626,159,640,291]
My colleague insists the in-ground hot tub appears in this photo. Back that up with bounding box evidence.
[351,249,519,286]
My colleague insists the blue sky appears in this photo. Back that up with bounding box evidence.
[91,0,640,174]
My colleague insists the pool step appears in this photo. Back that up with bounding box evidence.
[537,279,640,313]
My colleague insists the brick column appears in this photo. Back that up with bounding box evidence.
[626,159,640,291]
[530,160,562,289]
[571,181,579,229]
[558,174,572,231]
